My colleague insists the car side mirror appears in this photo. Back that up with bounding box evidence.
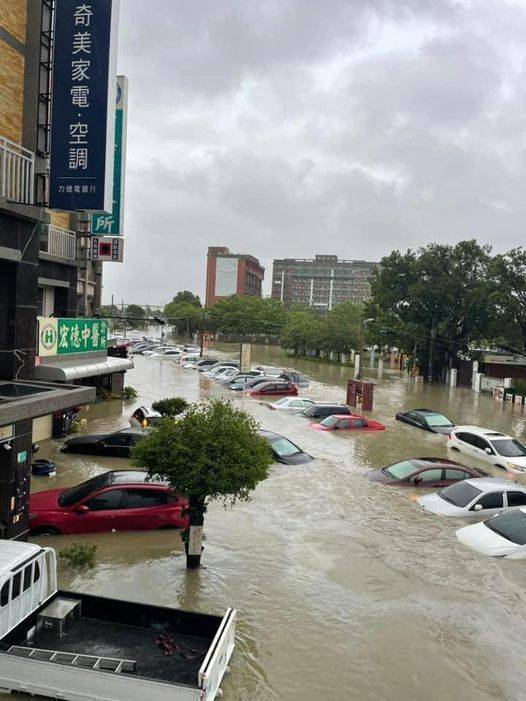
[413,476,422,485]
[96,440,107,448]
[485,447,492,455]
[473,503,483,511]
[75,505,90,514]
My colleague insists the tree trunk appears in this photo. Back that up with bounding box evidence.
[185,495,206,569]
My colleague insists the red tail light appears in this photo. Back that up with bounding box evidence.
[447,433,452,440]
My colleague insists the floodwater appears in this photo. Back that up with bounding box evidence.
[12,344,526,700]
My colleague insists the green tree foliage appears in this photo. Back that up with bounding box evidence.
[367,240,493,380]
[152,397,189,417]
[489,248,526,351]
[171,290,202,307]
[131,400,273,568]
[164,300,203,335]
[209,296,286,336]
[279,310,323,355]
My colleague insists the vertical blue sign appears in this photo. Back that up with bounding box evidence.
[49,0,120,212]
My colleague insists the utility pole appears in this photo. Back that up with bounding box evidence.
[121,299,126,338]
[111,294,114,333]
[428,322,435,382]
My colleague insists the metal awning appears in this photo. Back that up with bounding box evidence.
[34,356,134,382]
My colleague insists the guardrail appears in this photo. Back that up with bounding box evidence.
[40,225,76,261]
[0,135,34,204]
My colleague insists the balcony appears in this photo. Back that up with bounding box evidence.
[0,135,34,205]
[40,224,76,261]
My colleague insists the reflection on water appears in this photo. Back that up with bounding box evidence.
[9,343,526,700]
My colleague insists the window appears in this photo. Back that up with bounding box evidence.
[11,573,21,600]
[336,420,351,429]
[23,566,32,591]
[0,582,8,607]
[491,439,526,458]
[105,434,133,447]
[439,481,482,507]
[486,510,526,545]
[472,436,492,452]
[270,437,300,457]
[445,469,468,481]
[456,432,476,446]
[411,469,442,482]
[425,414,453,428]
[350,419,367,428]
[321,415,339,428]
[474,492,504,510]
[384,461,418,479]
[34,561,40,583]
[124,489,169,509]
[85,489,124,511]
[59,473,109,507]
[507,491,526,507]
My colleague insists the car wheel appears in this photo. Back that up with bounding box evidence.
[30,526,61,536]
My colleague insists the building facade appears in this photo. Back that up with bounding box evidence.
[0,1,130,540]
[205,246,265,306]
[271,255,379,311]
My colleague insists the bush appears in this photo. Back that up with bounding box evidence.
[59,542,97,568]
[123,386,139,400]
[152,397,189,417]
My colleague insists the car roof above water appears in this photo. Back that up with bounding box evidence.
[458,477,526,491]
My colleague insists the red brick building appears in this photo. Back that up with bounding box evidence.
[205,246,265,306]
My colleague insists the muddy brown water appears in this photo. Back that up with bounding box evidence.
[8,343,526,700]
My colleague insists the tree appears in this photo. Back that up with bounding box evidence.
[489,248,526,352]
[279,310,323,355]
[126,304,146,329]
[368,241,493,380]
[321,302,364,356]
[171,290,202,308]
[209,296,286,337]
[164,300,203,336]
[131,400,273,569]
[152,397,188,417]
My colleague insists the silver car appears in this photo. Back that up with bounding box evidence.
[418,477,526,519]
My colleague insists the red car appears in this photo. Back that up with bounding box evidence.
[310,414,385,431]
[29,470,189,536]
[248,380,298,397]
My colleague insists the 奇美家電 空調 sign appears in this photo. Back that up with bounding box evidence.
[49,0,120,212]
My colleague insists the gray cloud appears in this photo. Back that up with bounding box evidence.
[104,0,526,304]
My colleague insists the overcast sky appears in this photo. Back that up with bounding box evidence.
[103,0,526,305]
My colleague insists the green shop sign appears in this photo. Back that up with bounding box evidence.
[37,317,108,357]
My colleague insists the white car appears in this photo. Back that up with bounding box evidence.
[130,406,162,428]
[418,478,526,519]
[456,507,526,558]
[262,397,315,412]
[148,347,182,358]
[179,353,200,365]
[447,426,526,474]
[205,365,239,379]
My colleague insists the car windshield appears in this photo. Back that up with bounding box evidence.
[321,415,340,427]
[58,473,109,507]
[486,510,526,545]
[274,398,289,406]
[384,460,418,479]
[271,437,301,457]
[425,413,453,427]
[438,481,482,507]
[491,439,526,457]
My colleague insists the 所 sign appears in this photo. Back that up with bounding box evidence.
[49,0,120,211]
[90,75,128,236]
[37,318,108,356]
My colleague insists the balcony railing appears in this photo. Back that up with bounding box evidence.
[0,135,34,205]
[40,225,76,261]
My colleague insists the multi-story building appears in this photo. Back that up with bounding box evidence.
[205,246,265,306]
[0,1,131,540]
[271,255,379,311]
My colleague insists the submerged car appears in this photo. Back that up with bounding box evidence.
[456,507,526,558]
[277,370,309,389]
[261,397,315,411]
[258,430,313,464]
[248,380,298,397]
[29,470,188,535]
[311,414,385,432]
[447,426,526,473]
[61,428,146,458]
[418,478,526,519]
[130,405,162,428]
[199,360,238,373]
[395,409,454,435]
[368,458,487,487]
[301,403,351,421]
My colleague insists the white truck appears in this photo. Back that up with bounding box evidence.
[0,541,236,700]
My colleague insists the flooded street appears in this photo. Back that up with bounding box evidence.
[20,345,526,700]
